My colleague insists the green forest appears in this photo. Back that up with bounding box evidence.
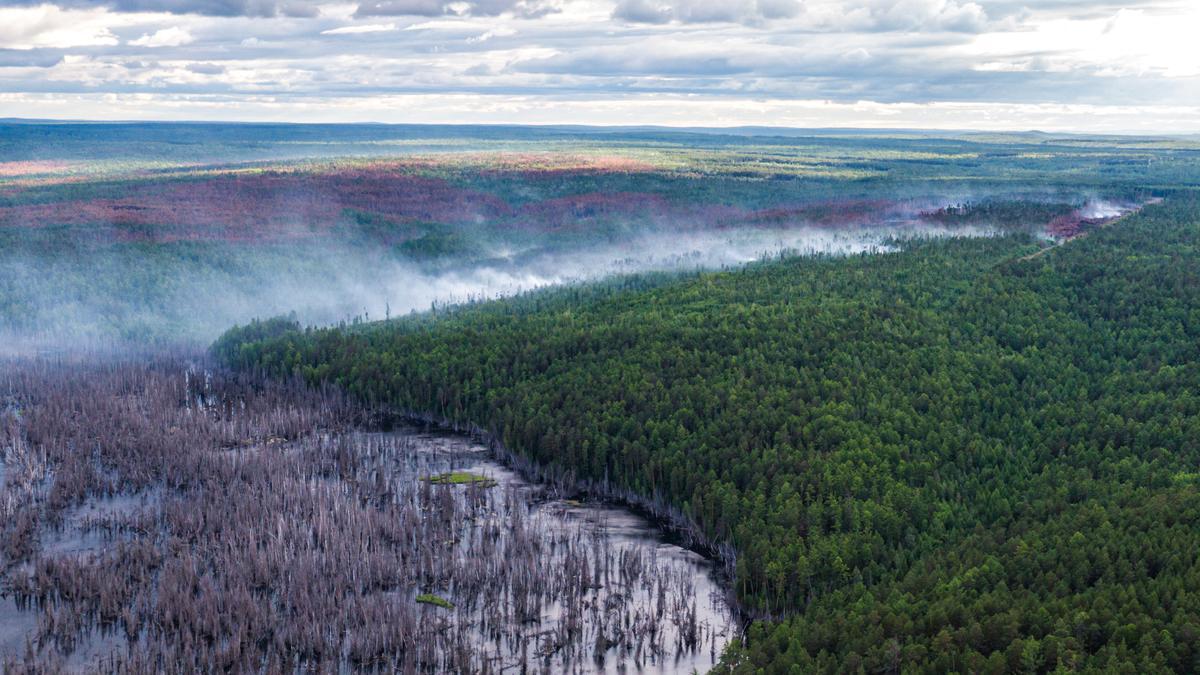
[215,192,1200,673]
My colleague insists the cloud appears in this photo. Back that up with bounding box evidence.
[8,0,325,18]
[864,0,989,32]
[321,22,398,34]
[130,26,194,46]
[355,0,445,17]
[0,0,1194,132]
[0,52,64,67]
[185,61,225,73]
[613,0,801,24]
[466,26,516,42]
[356,0,559,18]
[611,0,992,28]
[515,46,756,76]
[611,0,668,23]
[0,5,120,49]
[964,4,1200,79]
[782,0,991,32]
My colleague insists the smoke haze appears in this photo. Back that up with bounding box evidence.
[0,219,1008,356]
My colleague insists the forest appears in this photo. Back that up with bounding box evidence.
[217,191,1200,672]
[3,123,1200,672]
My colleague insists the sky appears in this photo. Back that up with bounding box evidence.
[0,0,1197,132]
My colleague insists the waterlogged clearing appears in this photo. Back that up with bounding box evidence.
[397,430,736,674]
[0,358,734,673]
[41,493,159,557]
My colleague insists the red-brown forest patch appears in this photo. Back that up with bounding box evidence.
[0,162,902,243]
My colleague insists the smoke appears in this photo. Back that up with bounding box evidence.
[238,220,999,325]
[349,221,1001,312]
[207,220,1004,332]
[0,218,1004,355]
[1079,200,1126,220]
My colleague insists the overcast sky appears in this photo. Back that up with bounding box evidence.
[0,0,1196,131]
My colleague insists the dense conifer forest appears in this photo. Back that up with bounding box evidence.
[217,192,1200,672]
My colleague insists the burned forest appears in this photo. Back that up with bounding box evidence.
[0,356,734,673]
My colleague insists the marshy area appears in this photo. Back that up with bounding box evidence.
[0,354,736,673]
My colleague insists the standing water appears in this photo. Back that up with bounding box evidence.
[0,358,737,672]
[393,430,737,674]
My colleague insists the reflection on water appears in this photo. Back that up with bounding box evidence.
[41,492,158,556]
[401,430,737,674]
[0,425,736,673]
[0,598,36,659]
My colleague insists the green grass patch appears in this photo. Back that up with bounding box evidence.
[416,593,454,609]
[423,471,497,487]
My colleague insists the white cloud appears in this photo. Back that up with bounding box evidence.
[466,26,516,41]
[613,0,801,25]
[0,5,119,50]
[130,26,195,47]
[317,3,360,20]
[796,0,989,32]
[612,0,992,29]
[963,4,1200,78]
[0,0,1195,131]
[321,22,398,33]
[355,0,560,18]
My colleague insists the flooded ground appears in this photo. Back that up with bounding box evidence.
[395,431,736,674]
[0,358,736,673]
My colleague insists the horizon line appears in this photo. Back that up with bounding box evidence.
[2,117,1196,140]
